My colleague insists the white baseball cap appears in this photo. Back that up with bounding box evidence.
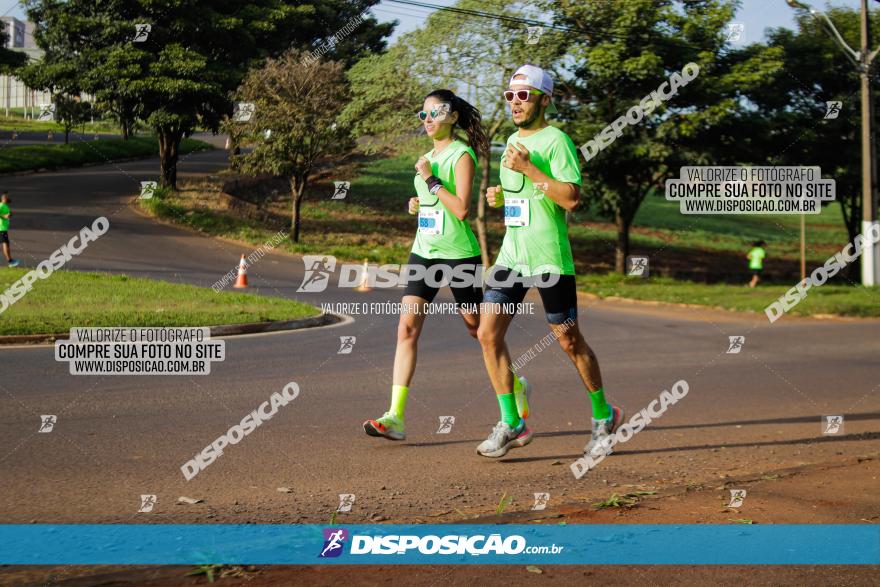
[509,64,557,114]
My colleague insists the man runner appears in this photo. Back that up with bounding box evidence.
[475,65,624,458]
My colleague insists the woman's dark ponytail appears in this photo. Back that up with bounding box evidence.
[425,89,489,159]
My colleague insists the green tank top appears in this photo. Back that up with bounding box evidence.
[411,140,481,260]
[495,126,581,276]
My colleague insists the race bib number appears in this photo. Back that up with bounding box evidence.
[418,209,444,235]
[504,198,530,227]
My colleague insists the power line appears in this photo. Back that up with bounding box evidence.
[386,0,577,34]
[385,0,715,53]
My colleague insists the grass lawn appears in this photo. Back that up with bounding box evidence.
[578,273,880,318]
[0,269,319,336]
[0,136,214,174]
[137,152,878,318]
[0,114,120,134]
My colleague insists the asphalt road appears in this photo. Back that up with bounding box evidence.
[0,143,878,526]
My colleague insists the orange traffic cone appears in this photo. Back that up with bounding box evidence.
[355,258,371,292]
[233,255,249,288]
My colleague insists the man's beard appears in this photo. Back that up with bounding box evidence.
[514,106,542,128]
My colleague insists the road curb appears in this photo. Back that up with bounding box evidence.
[0,312,343,346]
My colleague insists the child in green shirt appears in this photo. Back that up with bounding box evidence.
[748,240,766,288]
[0,191,20,268]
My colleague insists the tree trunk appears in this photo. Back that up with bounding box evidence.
[158,127,181,190]
[64,126,70,144]
[615,210,631,274]
[476,152,492,267]
[290,177,306,243]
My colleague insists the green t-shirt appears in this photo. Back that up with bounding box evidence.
[495,126,582,276]
[0,203,9,232]
[411,140,481,260]
[748,247,766,270]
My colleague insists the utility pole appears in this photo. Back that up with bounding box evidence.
[858,0,878,285]
[786,0,879,285]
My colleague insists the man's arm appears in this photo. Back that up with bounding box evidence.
[503,142,579,211]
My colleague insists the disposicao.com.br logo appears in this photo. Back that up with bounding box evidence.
[317,529,563,557]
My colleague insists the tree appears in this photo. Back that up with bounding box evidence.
[53,94,91,144]
[744,7,880,279]
[554,0,783,273]
[23,0,392,188]
[229,51,353,243]
[344,0,564,266]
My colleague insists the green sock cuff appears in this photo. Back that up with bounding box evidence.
[497,392,521,427]
[589,387,611,420]
[390,384,409,419]
[512,374,523,394]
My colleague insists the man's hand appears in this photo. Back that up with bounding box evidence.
[485,185,504,208]
[415,156,432,180]
[407,197,419,215]
[503,142,533,175]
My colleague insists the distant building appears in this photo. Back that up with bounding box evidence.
[0,19,63,115]
[0,17,25,48]
[24,20,36,49]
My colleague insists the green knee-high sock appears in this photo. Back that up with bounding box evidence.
[497,393,521,428]
[390,385,408,419]
[589,387,611,420]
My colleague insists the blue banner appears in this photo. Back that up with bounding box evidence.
[0,524,877,565]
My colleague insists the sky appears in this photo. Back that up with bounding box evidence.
[373,0,869,44]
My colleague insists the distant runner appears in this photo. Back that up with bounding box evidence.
[0,191,20,268]
[748,240,766,288]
